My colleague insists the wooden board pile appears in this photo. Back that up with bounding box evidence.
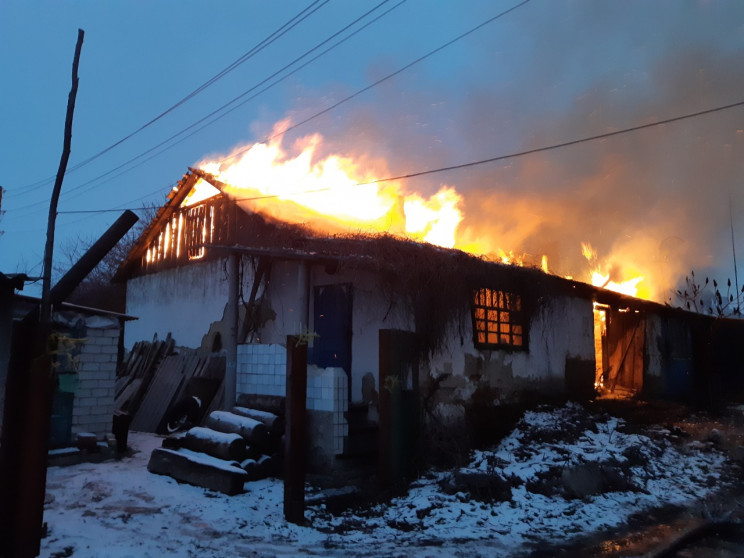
[114,334,176,417]
[114,334,225,435]
[148,404,285,495]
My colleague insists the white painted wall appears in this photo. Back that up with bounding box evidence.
[72,323,120,439]
[255,260,308,345]
[253,262,408,402]
[125,258,230,348]
[428,294,595,393]
[126,255,596,404]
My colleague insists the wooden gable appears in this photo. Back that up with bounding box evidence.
[114,171,241,280]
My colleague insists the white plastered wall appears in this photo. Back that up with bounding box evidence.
[255,261,409,402]
[428,294,596,392]
[125,258,230,348]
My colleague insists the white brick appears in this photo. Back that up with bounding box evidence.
[79,361,101,373]
[72,405,92,416]
[84,353,112,364]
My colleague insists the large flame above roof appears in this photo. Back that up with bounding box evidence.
[192,119,650,299]
[195,120,462,249]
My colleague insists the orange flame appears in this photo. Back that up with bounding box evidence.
[196,121,462,248]
[191,119,655,300]
[582,242,646,298]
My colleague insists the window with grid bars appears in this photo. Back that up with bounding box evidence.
[472,288,526,350]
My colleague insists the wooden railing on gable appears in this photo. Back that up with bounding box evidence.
[140,195,233,272]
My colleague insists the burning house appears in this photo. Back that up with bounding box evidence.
[116,159,744,477]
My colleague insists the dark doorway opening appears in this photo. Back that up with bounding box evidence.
[594,304,644,399]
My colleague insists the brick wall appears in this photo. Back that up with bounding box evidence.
[71,325,119,439]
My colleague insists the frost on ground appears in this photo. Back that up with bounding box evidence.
[41,403,735,558]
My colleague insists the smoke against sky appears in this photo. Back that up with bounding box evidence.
[273,3,744,301]
[1,1,742,303]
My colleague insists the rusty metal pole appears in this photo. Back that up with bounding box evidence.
[49,210,138,305]
[284,335,307,524]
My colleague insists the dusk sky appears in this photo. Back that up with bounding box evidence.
[1,1,743,303]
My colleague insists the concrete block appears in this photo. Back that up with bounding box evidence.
[74,388,93,399]
[85,353,112,364]
[83,344,104,354]
[72,405,92,416]
[79,361,101,373]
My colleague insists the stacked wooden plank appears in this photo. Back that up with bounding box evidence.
[114,334,176,417]
[148,403,285,494]
[115,336,226,435]
[156,354,224,433]
[130,352,202,433]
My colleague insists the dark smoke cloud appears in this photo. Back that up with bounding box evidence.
[271,2,744,301]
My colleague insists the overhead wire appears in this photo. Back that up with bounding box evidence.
[55,98,744,214]
[79,0,410,190]
[53,0,525,200]
[222,0,533,165]
[11,0,330,194]
[7,0,402,216]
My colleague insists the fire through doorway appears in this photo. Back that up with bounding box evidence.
[593,302,645,399]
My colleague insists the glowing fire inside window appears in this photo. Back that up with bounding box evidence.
[472,288,525,349]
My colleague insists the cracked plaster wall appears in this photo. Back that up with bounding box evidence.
[426,295,595,406]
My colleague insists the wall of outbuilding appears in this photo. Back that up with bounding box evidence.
[125,258,230,348]
[425,294,596,405]
[255,260,410,402]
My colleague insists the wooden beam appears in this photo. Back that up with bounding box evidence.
[284,335,308,524]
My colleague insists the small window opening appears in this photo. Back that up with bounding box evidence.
[472,288,526,350]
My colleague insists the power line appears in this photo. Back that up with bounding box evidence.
[12,0,330,194]
[219,0,533,165]
[8,0,402,216]
[55,97,744,215]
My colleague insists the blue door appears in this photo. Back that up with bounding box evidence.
[310,284,352,398]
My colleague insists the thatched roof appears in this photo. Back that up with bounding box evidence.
[115,169,674,313]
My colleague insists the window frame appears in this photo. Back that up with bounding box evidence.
[471,287,528,351]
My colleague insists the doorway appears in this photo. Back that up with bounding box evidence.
[594,303,644,398]
[310,283,352,401]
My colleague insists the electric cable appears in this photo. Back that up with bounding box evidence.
[7,0,401,215]
[12,0,330,194]
[53,98,744,213]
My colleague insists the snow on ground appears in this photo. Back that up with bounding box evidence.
[41,403,734,557]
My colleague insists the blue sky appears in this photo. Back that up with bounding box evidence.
[1,1,743,302]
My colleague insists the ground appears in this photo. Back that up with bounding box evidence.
[40,400,744,557]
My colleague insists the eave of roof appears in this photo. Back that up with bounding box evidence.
[14,294,137,321]
[110,170,728,324]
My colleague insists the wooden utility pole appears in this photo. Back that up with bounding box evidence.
[0,29,84,558]
[41,28,84,323]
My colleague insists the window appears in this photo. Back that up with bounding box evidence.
[472,288,526,350]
